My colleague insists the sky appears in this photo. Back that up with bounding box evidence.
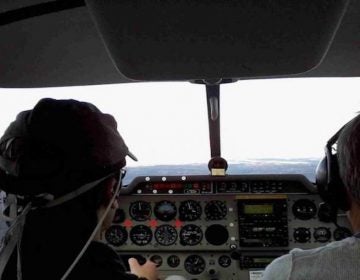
[0,77,360,167]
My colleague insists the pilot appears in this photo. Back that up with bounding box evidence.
[262,115,360,279]
[0,98,158,280]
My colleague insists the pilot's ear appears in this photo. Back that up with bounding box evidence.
[100,177,118,207]
[111,197,119,209]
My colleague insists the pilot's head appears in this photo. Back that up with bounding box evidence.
[337,115,360,206]
[0,98,135,278]
[0,98,137,232]
[0,98,135,197]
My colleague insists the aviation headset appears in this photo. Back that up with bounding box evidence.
[315,117,358,212]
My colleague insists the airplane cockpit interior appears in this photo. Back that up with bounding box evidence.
[1,1,360,279]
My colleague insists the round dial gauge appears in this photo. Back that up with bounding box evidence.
[184,255,206,275]
[155,224,178,246]
[205,224,229,245]
[129,201,152,221]
[105,225,128,246]
[314,227,331,243]
[130,225,153,246]
[167,255,180,268]
[180,224,203,246]
[205,200,227,220]
[293,227,311,243]
[292,199,317,220]
[334,227,352,241]
[218,255,232,268]
[150,255,163,267]
[179,200,202,221]
[154,200,177,221]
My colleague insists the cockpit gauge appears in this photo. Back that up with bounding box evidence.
[313,227,331,243]
[218,255,232,268]
[293,227,311,243]
[155,224,178,246]
[333,227,352,241]
[129,201,152,221]
[205,224,229,245]
[179,200,202,221]
[184,255,206,275]
[150,255,163,267]
[180,224,203,246]
[105,225,128,246]
[154,200,177,221]
[292,199,317,220]
[167,255,180,268]
[130,225,153,246]
[204,200,227,220]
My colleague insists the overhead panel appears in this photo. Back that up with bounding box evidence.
[86,0,350,81]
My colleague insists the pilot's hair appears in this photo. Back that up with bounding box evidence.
[337,114,360,202]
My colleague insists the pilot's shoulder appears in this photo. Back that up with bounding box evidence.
[263,237,360,280]
[262,253,292,280]
[291,236,359,261]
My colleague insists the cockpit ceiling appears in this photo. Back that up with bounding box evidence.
[0,0,360,88]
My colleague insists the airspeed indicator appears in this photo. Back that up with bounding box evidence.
[155,224,178,246]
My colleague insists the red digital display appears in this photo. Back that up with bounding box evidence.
[192,183,200,189]
[153,183,183,190]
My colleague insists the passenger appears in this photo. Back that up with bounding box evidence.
[262,115,360,279]
[0,98,158,280]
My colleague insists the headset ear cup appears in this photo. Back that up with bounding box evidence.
[316,156,328,194]
[316,153,350,211]
[330,155,350,211]
[0,137,65,195]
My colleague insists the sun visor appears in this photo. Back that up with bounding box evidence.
[85,0,349,81]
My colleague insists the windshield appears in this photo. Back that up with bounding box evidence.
[1,78,360,184]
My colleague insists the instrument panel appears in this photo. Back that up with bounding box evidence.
[102,175,351,280]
